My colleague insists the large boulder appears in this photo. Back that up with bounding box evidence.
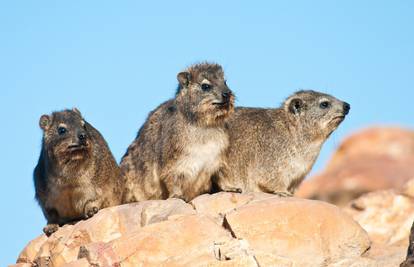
[343,178,414,267]
[297,127,414,206]
[14,193,372,267]
[222,196,370,266]
[344,189,414,246]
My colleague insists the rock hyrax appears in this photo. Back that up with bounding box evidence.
[121,62,235,202]
[214,90,350,196]
[34,108,123,236]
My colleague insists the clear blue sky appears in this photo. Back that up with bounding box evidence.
[1,1,413,265]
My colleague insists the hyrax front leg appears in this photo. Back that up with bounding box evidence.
[272,191,293,197]
[218,183,242,193]
[44,224,59,236]
[83,199,101,219]
[163,173,188,201]
[213,167,243,193]
[224,187,242,193]
[43,208,60,236]
[258,181,293,197]
[72,188,101,219]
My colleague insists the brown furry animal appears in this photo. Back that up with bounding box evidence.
[214,90,350,196]
[34,108,123,236]
[121,62,234,202]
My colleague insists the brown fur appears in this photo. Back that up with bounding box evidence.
[214,90,350,196]
[121,62,234,202]
[34,109,123,236]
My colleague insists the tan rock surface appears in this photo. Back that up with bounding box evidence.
[61,258,90,267]
[190,192,276,223]
[328,127,414,163]
[16,235,48,264]
[341,179,414,267]
[17,198,195,266]
[14,193,375,267]
[297,127,414,206]
[344,188,414,246]
[224,197,371,266]
[331,243,406,267]
[8,263,32,267]
[80,214,247,267]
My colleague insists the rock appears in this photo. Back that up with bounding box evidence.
[344,187,414,246]
[61,258,90,267]
[224,196,371,266]
[297,127,414,206]
[16,198,195,266]
[16,234,48,264]
[328,127,414,164]
[79,214,249,267]
[330,249,404,267]
[190,192,276,223]
[358,243,406,267]
[13,193,374,267]
[8,264,32,267]
[342,180,414,267]
[401,179,414,198]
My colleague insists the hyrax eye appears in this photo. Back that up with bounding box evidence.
[319,101,331,109]
[201,84,212,91]
[58,127,67,135]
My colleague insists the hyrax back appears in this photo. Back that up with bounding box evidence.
[214,90,350,196]
[121,62,234,202]
[34,108,123,236]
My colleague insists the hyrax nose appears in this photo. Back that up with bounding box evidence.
[343,102,351,115]
[78,132,87,141]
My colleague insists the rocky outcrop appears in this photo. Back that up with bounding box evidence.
[297,127,414,206]
[342,177,414,267]
[344,190,414,246]
[13,193,374,267]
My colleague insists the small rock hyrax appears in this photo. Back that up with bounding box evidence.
[121,62,235,202]
[34,108,123,236]
[214,90,350,196]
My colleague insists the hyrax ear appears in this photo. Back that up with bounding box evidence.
[39,115,51,130]
[72,107,82,117]
[287,98,304,115]
[177,71,191,87]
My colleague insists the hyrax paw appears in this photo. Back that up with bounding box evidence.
[43,224,59,236]
[225,188,242,193]
[273,191,293,198]
[84,206,99,219]
[83,200,100,219]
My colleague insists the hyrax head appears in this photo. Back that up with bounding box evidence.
[175,62,234,127]
[284,90,350,138]
[39,108,92,164]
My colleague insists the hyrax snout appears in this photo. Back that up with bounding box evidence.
[214,90,350,196]
[121,62,235,203]
[34,108,123,236]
